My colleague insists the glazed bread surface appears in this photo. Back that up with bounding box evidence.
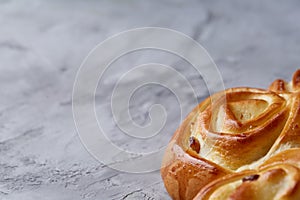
[161,70,300,200]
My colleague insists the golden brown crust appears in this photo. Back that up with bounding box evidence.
[195,148,300,200]
[194,164,300,200]
[161,70,300,200]
[269,69,300,93]
[161,99,230,200]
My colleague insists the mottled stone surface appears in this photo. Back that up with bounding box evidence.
[0,0,299,199]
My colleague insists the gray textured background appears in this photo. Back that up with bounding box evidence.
[1,0,300,199]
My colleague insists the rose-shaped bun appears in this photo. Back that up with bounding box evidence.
[161,70,300,200]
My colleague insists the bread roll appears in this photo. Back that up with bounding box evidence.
[161,70,300,200]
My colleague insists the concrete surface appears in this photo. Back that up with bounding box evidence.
[0,0,299,199]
